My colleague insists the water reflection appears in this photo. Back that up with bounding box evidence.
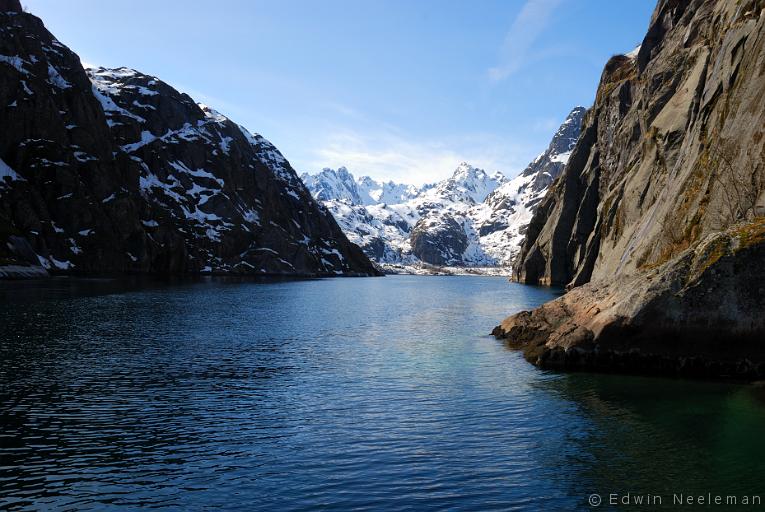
[1,276,763,510]
[532,373,765,506]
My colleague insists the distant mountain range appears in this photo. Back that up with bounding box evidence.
[302,106,586,269]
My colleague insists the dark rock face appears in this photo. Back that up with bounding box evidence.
[0,0,21,13]
[0,9,378,277]
[498,0,765,379]
[410,213,468,265]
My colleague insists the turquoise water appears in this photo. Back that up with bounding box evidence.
[1,275,764,510]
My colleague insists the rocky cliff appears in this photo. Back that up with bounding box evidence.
[496,0,765,379]
[0,0,378,277]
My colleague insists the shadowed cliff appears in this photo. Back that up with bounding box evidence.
[0,3,379,277]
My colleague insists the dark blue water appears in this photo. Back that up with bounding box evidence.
[1,276,765,510]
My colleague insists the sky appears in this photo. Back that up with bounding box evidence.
[25,0,655,184]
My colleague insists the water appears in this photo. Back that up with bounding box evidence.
[1,276,765,510]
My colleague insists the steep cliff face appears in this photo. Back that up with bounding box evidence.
[497,0,765,379]
[513,0,765,288]
[0,3,378,277]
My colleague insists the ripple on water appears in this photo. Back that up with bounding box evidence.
[2,276,765,510]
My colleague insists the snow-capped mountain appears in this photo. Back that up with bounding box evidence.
[476,106,587,263]
[302,162,508,266]
[301,106,586,269]
[301,169,427,206]
[300,167,368,204]
[0,2,378,277]
[432,163,506,204]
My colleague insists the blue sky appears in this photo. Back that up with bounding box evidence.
[26,0,654,184]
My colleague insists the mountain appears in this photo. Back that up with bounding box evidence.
[357,175,424,205]
[301,169,425,206]
[300,167,369,205]
[302,163,506,266]
[494,0,765,379]
[301,107,586,269]
[477,106,587,265]
[0,0,378,278]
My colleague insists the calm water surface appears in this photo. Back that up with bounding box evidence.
[1,275,765,510]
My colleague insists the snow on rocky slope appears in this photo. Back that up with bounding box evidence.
[0,1,378,277]
[301,107,586,270]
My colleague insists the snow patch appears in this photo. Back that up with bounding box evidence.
[625,44,641,59]
[47,63,71,89]
[0,54,29,74]
[0,158,24,184]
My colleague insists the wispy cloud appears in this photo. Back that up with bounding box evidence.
[301,127,533,185]
[488,0,562,82]
[312,131,461,185]
[531,117,560,133]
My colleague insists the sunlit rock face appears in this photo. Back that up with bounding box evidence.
[497,0,765,379]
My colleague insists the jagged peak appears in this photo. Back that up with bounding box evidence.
[87,66,146,79]
[451,162,485,180]
[559,106,587,126]
[566,105,587,116]
[311,166,355,179]
[198,103,228,123]
[549,107,587,149]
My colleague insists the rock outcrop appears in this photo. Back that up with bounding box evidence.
[495,220,765,378]
[496,0,765,379]
[410,213,469,265]
[0,5,378,277]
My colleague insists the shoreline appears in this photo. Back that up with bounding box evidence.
[381,264,513,276]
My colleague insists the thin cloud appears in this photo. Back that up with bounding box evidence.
[303,128,532,185]
[531,117,560,133]
[488,0,562,82]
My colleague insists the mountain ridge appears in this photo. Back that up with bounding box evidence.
[0,6,379,277]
